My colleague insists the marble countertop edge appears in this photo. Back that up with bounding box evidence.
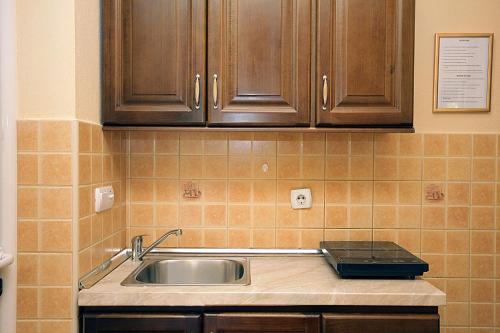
[78,256,446,307]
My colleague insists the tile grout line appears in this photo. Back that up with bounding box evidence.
[371,134,375,243]
[71,120,80,333]
[152,132,158,243]
[468,135,474,329]
[36,121,41,330]
[323,133,327,244]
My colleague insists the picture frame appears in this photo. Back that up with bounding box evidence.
[433,33,494,113]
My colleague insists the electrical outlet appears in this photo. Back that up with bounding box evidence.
[290,188,312,209]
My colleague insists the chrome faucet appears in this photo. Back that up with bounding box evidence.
[131,228,182,262]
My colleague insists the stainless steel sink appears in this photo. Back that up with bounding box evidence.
[121,257,250,286]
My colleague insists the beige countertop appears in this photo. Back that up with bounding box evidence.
[78,255,446,307]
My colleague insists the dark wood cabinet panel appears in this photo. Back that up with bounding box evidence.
[207,0,312,126]
[103,0,206,125]
[204,313,320,333]
[82,313,201,333]
[102,0,415,128]
[80,307,440,333]
[322,313,439,333]
[316,0,415,126]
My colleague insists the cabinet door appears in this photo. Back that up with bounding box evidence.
[82,313,201,333]
[207,0,312,126]
[316,0,415,126]
[322,313,439,333]
[204,313,320,333]
[103,0,206,125]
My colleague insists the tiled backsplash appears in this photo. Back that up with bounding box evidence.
[125,130,500,330]
[16,124,500,332]
[77,122,127,278]
[17,120,74,332]
[126,132,499,244]
[16,120,127,333]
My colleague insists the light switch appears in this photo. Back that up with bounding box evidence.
[95,186,114,213]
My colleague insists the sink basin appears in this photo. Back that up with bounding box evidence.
[121,257,250,286]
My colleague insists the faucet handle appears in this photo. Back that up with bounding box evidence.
[131,235,148,261]
[131,234,148,245]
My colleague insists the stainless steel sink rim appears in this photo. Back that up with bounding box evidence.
[146,248,321,256]
[81,249,320,290]
[121,257,251,286]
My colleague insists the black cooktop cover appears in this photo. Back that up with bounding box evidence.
[320,241,429,279]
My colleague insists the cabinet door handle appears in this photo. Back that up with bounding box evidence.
[213,74,219,110]
[194,74,201,110]
[322,75,328,111]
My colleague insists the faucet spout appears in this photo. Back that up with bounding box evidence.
[131,228,182,262]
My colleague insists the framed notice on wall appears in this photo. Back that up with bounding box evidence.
[433,33,494,112]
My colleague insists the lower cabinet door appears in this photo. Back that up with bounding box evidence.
[82,313,202,333]
[322,313,439,333]
[204,313,320,333]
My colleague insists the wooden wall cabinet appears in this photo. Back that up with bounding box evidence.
[316,0,415,127]
[103,0,206,125]
[207,0,312,126]
[103,0,416,128]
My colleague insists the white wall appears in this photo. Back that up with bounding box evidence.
[16,0,102,124]
[0,0,18,332]
[76,0,101,124]
[413,0,500,132]
[15,0,500,131]
[16,0,76,120]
